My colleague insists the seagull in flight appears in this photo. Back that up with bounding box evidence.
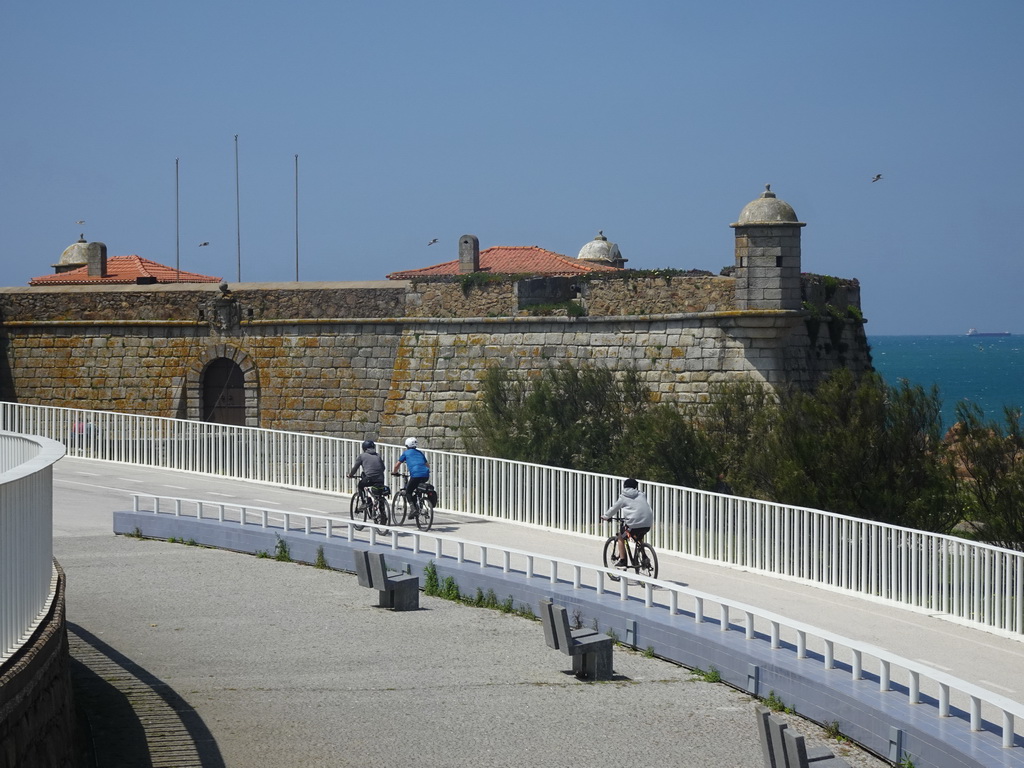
[198,242,210,247]
[427,238,438,246]
[75,220,85,225]
[871,174,883,183]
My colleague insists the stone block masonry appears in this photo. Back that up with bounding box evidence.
[0,564,77,768]
[0,272,870,452]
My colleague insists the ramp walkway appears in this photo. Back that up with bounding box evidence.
[57,456,1022,767]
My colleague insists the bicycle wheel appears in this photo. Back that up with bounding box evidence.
[636,542,659,580]
[602,537,622,582]
[392,492,408,526]
[349,491,366,531]
[374,497,391,527]
[415,499,434,531]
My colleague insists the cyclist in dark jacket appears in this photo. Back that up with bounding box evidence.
[348,440,386,493]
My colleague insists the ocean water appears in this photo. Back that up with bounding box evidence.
[869,335,1024,428]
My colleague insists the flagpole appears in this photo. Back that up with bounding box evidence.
[294,154,299,282]
[234,134,241,282]
[175,157,180,282]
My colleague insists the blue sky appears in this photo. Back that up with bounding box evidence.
[3,1,1021,335]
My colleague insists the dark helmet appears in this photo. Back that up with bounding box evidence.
[624,478,639,489]
[362,440,376,451]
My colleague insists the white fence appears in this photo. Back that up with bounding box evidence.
[0,431,65,665]
[2,402,1022,638]
[132,491,1024,750]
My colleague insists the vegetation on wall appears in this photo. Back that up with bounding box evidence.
[465,364,1024,545]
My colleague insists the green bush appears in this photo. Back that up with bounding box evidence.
[314,546,328,569]
[947,404,1024,550]
[463,362,1024,538]
[273,536,292,562]
[440,576,461,601]
[738,370,959,531]
[423,561,439,595]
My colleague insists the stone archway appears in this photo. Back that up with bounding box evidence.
[181,345,260,427]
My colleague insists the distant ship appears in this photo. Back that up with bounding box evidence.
[967,328,1011,337]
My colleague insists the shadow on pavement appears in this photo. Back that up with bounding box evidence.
[68,623,226,768]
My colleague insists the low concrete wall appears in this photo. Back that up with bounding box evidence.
[112,511,1023,768]
[0,561,77,768]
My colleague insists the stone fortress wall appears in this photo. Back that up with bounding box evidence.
[0,189,872,451]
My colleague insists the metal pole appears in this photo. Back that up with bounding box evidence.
[235,134,241,283]
[175,157,180,282]
[294,154,299,282]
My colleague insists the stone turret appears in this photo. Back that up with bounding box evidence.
[730,185,804,310]
[577,231,627,268]
[53,236,107,277]
[53,235,88,274]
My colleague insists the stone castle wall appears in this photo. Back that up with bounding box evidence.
[0,273,870,451]
[0,563,77,768]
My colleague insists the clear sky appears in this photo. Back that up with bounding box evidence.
[3,1,1021,335]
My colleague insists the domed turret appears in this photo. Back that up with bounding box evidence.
[733,184,802,226]
[577,231,626,268]
[729,186,805,311]
[55,235,89,273]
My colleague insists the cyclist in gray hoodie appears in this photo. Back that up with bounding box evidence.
[348,440,386,493]
[602,478,654,567]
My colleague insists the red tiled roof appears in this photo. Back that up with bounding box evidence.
[386,246,623,280]
[29,255,222,286]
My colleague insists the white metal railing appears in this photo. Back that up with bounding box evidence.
[3,402,1023,637]
[0,431,65,665]
[131,491,1024,750]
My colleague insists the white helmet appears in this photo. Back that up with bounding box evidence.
[404,437,418,448]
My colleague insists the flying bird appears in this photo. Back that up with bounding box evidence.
[871,174,883,183]
[75,220,85,225]
[427,238,438,246]
[198,242,210,247]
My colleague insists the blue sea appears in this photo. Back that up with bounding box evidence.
[869,335,1024,429]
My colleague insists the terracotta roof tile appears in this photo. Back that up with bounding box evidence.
[386,246,622,280]
[29,255,222,286]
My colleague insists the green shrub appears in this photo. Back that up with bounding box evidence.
[273,536,292,562]
[314,546,328,569]
[423,561,439,595]
[440,576,461,601]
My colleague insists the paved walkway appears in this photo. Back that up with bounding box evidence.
[55,456,1018,767]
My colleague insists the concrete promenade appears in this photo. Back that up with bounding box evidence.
[54,455,1021,767]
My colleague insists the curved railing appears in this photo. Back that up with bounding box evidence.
[130,491,1024,752]
[2,402,1021,638]
[0,431,65,665]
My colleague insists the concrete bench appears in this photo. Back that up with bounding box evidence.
[755,705,849,768]
[538,598,613,680]
[353,549,419,611]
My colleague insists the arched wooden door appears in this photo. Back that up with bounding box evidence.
[202,358,246,425]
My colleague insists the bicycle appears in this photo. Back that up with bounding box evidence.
[391,471,435,531]
[348,477,392,530]
[602,515,658,581]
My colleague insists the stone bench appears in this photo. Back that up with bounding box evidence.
[755,705,849,768]
[538,598,613,680]
[353,549,419,611]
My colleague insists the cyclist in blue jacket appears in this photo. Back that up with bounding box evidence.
[393,437,430,514]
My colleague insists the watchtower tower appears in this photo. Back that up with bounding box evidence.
[730,185,804,310]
